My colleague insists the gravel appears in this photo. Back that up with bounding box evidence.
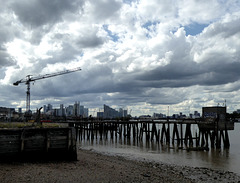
[0,149,240,183]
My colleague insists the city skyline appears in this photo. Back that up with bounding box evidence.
[0,102,213,119]
[0,1,240,117]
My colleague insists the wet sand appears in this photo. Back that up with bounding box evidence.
[0,149,239,183]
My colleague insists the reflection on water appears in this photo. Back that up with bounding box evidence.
[79,123,240,175]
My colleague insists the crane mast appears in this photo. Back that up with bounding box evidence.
[13,67,81,118]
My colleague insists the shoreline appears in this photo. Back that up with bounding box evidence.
[0,149,239,183]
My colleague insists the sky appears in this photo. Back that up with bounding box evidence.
[0,0,240,117]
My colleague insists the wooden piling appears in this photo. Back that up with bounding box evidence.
[73,119,233,150]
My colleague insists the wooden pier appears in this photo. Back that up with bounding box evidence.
[73,118,234,150]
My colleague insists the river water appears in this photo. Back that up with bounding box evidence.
[79,122,240,175]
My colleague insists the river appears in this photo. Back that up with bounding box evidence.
[79,122,240,175]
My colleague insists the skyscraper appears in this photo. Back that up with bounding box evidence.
[73,101,80,116]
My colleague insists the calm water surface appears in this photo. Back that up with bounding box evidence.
[79,123,240,175]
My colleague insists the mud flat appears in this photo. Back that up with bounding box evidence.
[0,149,239,183]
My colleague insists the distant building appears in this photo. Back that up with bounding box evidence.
[194,111,201,118]
[139,115,151,119]
[80,105,84,116]
[73,101,80,116]
[44,104,53,114]
[66,105,74,116]
[97,112,104,118]
[119,108,123,117]
[172,114,179,118]
[202,106,226,119]
[153,113,164,118]
[83,108,89,117]
[59,104,65,116]
[0,107,15,121]
[103,104,119,119]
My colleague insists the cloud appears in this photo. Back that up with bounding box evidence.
[11,0,82,28]
[1,0,240,116]
[0,48,16,68]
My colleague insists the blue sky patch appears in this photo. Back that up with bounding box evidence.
[103,25,119,42]
[184,23,209,36]
[143,21,159,31]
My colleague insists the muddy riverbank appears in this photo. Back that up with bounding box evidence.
[0,149,239,183]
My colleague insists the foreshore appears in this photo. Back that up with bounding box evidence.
[0,149,240,183]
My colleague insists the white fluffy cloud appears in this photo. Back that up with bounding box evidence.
[0,0,240,116]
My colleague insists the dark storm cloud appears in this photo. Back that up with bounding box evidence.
[90,0,122,21]
[11,0,82,28]
[44,42,80,64]
[0,48,16,68]
[137,59,240,88]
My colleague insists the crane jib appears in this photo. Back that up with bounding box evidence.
[12,67,81,118]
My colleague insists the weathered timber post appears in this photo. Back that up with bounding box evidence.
[139,127,143,140]
[157,129,160,142]
[127,124,131,139]
[87,123,90,140]
[184,124,193,147]
[99,123,103,140]
[215,116,221,149]
[123,123,126,138]
[195,131,198,147]
[104,123,108,140]
[119,124,122,139]
[160,123,167,143]
[172,123,180,145]
[180,123,183,147]
[151,123,157,141]
[200,130,205,147]
[166,122,170,144]
[209,131,215,148]
[136,123,139,141]
[110,123,114,139]
[79,123,83,141]
[224,125,230,148]
[147,123,150,141]
[75,125,78,141]
[205,130,209,148]
[133,124,136,141]
[83,123,86,140]
[95,123,98,140]
[216,130,221,148]
[115,123,118,138]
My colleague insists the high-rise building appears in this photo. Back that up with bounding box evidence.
[119,108,123,117]
[83,108,89,117]
[123,110,128,117]
[47,104,52,112]
[66,105,73,116]
[73,101,80,116]
[80,105,84,116]
[59,104,65,116]
[104,104,119,119]
[43,105,47,113]
[97,112,104,118]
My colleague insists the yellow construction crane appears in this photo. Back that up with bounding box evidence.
[13,67,82,117]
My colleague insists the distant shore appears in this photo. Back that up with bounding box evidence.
[0,149,239,183]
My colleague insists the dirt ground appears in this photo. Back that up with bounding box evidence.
[0,149,239,183]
